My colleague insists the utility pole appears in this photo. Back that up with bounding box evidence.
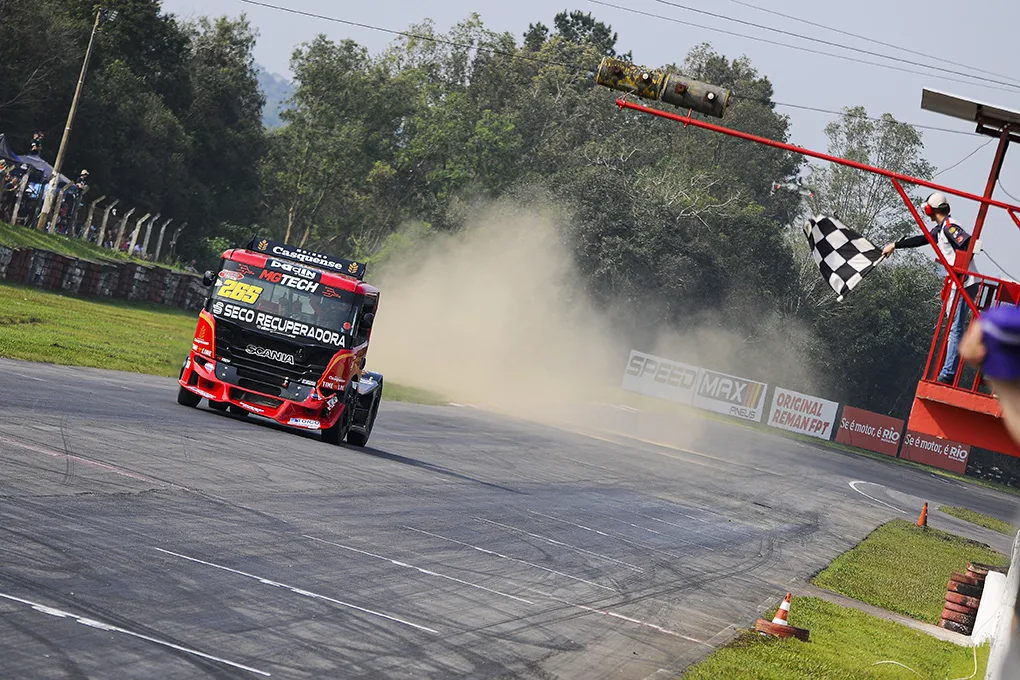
[36,7,104,230]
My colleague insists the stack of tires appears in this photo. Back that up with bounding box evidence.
[940,563,992,634]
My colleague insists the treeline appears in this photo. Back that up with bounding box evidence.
[0,2,941,416]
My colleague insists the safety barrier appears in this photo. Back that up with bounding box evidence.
[0,243,205,311]
[621,349,979,475]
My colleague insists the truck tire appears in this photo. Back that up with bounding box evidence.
[346,393,380,447]
[322,392,353,446]
[177,385,201,407]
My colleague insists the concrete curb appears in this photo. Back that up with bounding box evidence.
[987,530,1020,680]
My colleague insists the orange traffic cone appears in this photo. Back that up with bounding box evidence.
[754,592,810,641]
[772,593,792,626]
[917,502,928,527]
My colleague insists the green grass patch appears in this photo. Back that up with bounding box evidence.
[0,281,445,403]
[382,382,447,405]
[813,520,1008,624]
[0,219,181,268]
[0,281,197,376]
[939,505,1018,536]
[683,596,988,680]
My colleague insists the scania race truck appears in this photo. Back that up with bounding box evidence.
[176,237,383,446]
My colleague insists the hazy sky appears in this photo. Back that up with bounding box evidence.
[162,0,1020,276]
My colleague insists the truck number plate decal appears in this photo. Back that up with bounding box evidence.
[217,280,263,304]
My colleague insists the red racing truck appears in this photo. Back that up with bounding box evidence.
[177,237,383,446]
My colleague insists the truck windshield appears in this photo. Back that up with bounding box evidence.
[209,259,358,345]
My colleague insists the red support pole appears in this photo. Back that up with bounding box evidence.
[959,125,1011,271]
[615,99,1020,214]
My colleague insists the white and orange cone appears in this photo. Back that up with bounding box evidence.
[771,592,792,626]
[755,592,809,641]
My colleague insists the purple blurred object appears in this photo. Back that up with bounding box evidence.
[982,306,1020,380]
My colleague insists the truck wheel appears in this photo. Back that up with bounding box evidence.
[322,397,352,445]
[177,385,201,407]
[346,394,380,447]
[208,400,228,412]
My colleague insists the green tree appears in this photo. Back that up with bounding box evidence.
[809,106,935,243]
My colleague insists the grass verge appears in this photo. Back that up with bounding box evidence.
[0,219,180,268]
[813,519,1008,624]
[0,282,443,403]
[682,596,988,679]
[939,505,1018,536]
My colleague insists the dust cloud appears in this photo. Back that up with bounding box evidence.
[369,200,821,429]
[369,203,624,415]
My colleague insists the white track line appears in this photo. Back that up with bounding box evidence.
[523,587,712,646]
[303,535,534,605]
[402,526,617,592]
[474,518,645,572]
[848,481,908,514]
[525,510,702,560]
[0,591,270,676]
[153,548,438,634]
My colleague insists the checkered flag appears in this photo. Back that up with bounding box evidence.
[804,215,884,301]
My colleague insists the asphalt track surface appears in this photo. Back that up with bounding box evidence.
[1,358,1017,679]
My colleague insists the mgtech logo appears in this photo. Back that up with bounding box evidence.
[697,370,763,406]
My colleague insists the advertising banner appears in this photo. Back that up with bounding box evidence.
[621,350,701,406]
[766,387,839,440]
[834,406,904,457]
[692,369,767,422]
[900,430,970,474]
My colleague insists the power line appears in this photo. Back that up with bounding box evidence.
[998,179,1020,204]
[237,0,583,71]
[650,0,1020,91]
[588,0,1020,95]
[239,0,981,138]
[934,138,994,177]
[983,249,1015,281]
[739,97,979,137]
[720,0,1016,84]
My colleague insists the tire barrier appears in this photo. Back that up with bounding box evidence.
[0,244,203,311]
[938,561,1001,636]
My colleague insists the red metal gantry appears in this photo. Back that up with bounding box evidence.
[611,86,1020,458]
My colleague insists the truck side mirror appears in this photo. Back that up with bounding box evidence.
[202,270,215,286]
[362,312,374,330]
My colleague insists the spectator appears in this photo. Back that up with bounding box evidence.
[30,131,43,155]
[76,169,89,190]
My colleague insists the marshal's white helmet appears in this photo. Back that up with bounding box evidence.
[923,192,950,216]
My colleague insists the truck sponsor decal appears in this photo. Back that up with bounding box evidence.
[245,344,295,365]
[258,268,320,293]
[252,238,366,279]
[266,258,320,281]
[212,303,347,348]
[287,417,321,430]
[216,280,263,304]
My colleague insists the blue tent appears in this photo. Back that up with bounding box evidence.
[0,133,19,162]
